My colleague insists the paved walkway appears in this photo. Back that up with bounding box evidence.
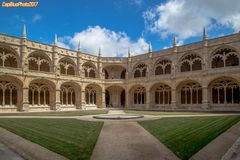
[191,121,240,160]
[91,110,179,160]
[0,128,67,160]
[0,143,24,160]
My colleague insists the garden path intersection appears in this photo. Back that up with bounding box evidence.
[0,110,239,160]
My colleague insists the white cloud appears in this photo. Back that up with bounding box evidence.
[58,26,149,57]
[143,0,240,39]
[32,14,42,23]
[57,41,70,49]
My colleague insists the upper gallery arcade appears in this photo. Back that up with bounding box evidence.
[0,25,239,112]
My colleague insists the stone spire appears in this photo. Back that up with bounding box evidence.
[148,42,152,53]
[173,35,177,53]
[203,27,207,41]
[173,35,176,47]
[54,34,58,46]
[128,47,131,57]
[22,24,26,39]
[77,40,81,52]
[202,27,207,47]
[98,47,101,57]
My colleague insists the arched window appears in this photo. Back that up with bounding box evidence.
[133,63,147,78]
[29,83,50,106]
[59,58,76,76]
[0,47,18,68]
[180,82,202,104]
[0,81,17,107]
[121,69,126,79]
[180,54,202,72]
[60,85,76,106]
[212,48,239,68]
[155,84,171,105]
[83,62,96,78]
[28,52,50,72]
[104,69,109,79]
[133,87,146,104]
[85,86,97,105]
[155,59,171,75]
[211,79,240,104]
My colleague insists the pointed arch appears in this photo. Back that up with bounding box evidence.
[208,77,240,105]
[150,83,171,107]
[59,57,76,75]
[0,45,19,68]
[133,63,147,78]
[154,59,171,75]
[180,53,202,72]
[82,62,96,78]
[211,46,239,68]
[177,80,202,105]
[28,51,51,72]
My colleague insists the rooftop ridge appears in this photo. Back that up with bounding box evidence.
[0,32,239,58]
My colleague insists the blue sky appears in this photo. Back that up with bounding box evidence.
[0,0,240,56]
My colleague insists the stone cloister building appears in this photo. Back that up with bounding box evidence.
[0,26,239,112]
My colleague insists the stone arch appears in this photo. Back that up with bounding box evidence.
[211,46,239,68]
[150,83,171,109]
[154,58,171,75]
[60,81,81,109]
[177,80,202,106]
[0,45,19,68]
[208,76,240,105]
[28,51,52,72]
[103,65,126,79]
[28,78,56,109]
[0,75,23,110]
[133,63,147,78]
[179,53,202,72]
[59,57,76,75]
[129,85,146,107]
[85,84,102,107]
[105,85,125,107]
[82,61,97,78]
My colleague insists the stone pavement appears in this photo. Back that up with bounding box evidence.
[191,121,240,160]
[0,128,67,160]
[91,110,179,160]
[0,143,24,160]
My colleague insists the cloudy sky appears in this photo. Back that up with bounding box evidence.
[0,0,240,57]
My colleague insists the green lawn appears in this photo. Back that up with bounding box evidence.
[125,110,209,115]
[0,110,107,116]
[139,116,240,160]
[0,118,103,160]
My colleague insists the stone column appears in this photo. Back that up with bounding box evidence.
[202,86,209,109]
[53,45,59,76]
[171,89,177,109]
[21,38,28,74]
[81,89,86,109]
[75,90,82,109]
[146,89,150,109]
[22,87,29,111]
[101,91,106,108]
[54,89,61,110]
[125,89,129,109]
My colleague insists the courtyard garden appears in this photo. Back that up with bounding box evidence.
[0,110,239,160]
[0,118,103,160]
[139,116,240,160]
